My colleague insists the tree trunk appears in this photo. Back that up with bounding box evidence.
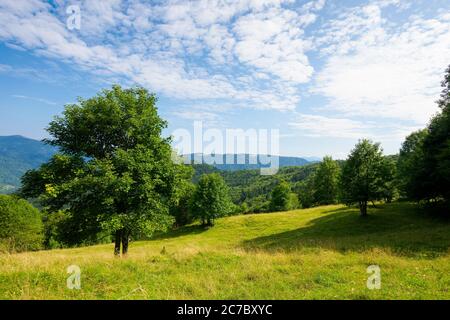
[359,201,368,217]
[114,229,122,256]
[121,230,129,256]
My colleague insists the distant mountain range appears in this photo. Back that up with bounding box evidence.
[183,153,314,171]
[0,135,319,193]
[0,135,56,193]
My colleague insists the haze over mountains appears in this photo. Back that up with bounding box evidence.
[0,135,318,193]
[0,135,56,193]
[183,153,314,171]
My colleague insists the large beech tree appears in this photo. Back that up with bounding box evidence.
[20,86,191,256]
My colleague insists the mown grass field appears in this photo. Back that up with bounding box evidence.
[0,202,449,299]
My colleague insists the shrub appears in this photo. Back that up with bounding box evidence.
[0,195,44,252]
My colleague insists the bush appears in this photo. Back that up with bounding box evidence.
[170,182,195,227]
[288,192,300,210]
[0,195,44,252]
[270,180,294,212]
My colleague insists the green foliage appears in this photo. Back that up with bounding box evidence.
[0,194,43,252]
[340,139,393,216]
[240,202,250,214]
[293,173,315,209]
[44,86,165,158]
[220,163,319,213]
[19,86,191,254]
[397,65,450,208]
[288,192,300,210]
[170,180,195,227]
[419,66,450,202]
[191,173,233,225]
[270,180,298,211]
[379,155,399,203]
[313,156,340,205]
[42,210,68,249]
[397,129,429,200]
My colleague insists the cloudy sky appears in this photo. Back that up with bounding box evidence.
[0,0,449,158]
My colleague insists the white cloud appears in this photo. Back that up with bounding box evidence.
[12,94,57,106]
[0,0,326,112]
[289,114,370,138]
[1,0,449,144]
[232,2,323,83]
[289,113,422,141]
[314,3,450,125]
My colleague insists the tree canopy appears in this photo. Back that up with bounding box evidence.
[420,65,450,202]
[191,173,233,226]
[396,65,450,207]
[20,86,191,255]
[340,139,391,216]
[313,156,340,205]
[270,180,298,212]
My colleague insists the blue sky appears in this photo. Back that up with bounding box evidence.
[0,0,449,158]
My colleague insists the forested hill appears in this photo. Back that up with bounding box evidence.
[0,136,56,193]
[193,163,322,212]
[185,153,312,171]
[0,135,318,194]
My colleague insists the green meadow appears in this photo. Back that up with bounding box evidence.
[0,202,449,300]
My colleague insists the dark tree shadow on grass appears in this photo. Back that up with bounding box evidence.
[150,225,208,241]
[242,203,450,258]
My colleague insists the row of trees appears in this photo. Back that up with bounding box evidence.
[172,173,235,227]
[270,65,450,216]
[269,141,396,217]
[397,65,450,205]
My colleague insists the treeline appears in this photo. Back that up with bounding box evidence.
[178,65,450,218]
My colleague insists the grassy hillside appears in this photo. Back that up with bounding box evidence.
[0,202,449,299]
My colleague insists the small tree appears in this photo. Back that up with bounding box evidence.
[340,139,388,216]
[270,180,297,211]
[191,173,233,226]
[313,156,340,205]
[0,195,43,252]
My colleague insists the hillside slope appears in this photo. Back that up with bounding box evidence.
[0,202,449,299]
[0,136,56,193]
